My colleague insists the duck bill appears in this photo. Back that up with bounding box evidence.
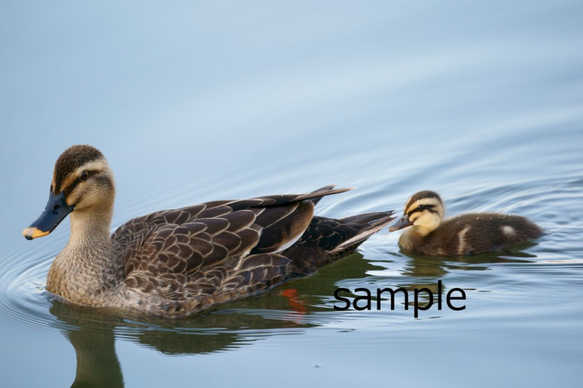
[389,214,412,232]
[23,191,74,240]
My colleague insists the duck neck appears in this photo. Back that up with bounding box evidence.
[410,224,435,237]
[47,205,124,306]
[399,228,424,252]
[69,206,113,248]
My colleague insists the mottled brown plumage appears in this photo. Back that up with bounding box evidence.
[23,145,395,318]
[389,190,543,256]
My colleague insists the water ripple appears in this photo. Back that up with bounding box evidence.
[0,249,56,331]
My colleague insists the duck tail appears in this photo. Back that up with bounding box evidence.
[283,210,395,276]
[329,211,396,254]
[303,185,353,205]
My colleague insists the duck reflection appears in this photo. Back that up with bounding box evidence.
[65,323,124,388]
[48,252,374,387]
[50,292,311,387]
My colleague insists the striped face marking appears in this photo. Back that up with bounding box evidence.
[54,160,104,193]
[405,192,443,221]
[52,145,105,193]
[47,145,115,212]
[400,191,445,235]
[52,159,112,207]
[407,201,439,220]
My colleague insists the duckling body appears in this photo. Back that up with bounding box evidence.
[23,145,395,318]
[389,191,542,256]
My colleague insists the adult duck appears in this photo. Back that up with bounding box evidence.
[23,145,395,318]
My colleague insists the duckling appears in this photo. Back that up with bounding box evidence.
[389,190,543,256]
[23,145,395,318]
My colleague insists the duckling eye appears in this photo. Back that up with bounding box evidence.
[80,171,90,181]
[416,204,433,212]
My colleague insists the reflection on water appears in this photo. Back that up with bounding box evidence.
[43,253,372,386]
[66,325,124,388]
[33,246,545,386]
[400,245,537,278]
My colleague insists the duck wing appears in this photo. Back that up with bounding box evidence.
[110,186,349,297]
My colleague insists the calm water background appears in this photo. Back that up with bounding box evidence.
[1,1,583,387]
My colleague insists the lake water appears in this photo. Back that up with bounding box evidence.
[1,1,583,387]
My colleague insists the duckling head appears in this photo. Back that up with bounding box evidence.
[23,145,115,240]
[389,190,444,237]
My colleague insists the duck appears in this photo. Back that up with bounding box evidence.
[389,190,543,256]
[23,145,395,318]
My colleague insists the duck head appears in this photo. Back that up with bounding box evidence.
[389,190,444,237]
[23,145,115,240]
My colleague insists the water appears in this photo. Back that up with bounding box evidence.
[1,1,583,387]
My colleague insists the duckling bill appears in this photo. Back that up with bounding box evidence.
[389,190,543,256]
[23,145,395,318]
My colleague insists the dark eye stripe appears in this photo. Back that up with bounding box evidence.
[407,204,437,216]
[62,171,97,197]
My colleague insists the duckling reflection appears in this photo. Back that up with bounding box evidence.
[390,191,543,256]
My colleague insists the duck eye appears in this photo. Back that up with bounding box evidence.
[80,171,90,181]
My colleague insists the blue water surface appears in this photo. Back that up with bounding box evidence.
[1,1,582,387]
